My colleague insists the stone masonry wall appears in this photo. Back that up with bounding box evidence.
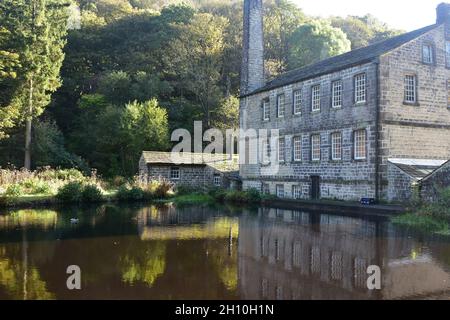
[386,163,416,203]
[420,161,450,202]
[240,63,378,201]
[379,24,450,199]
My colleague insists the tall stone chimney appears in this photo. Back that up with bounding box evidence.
[437,3,450,24]
[241,0,265,96]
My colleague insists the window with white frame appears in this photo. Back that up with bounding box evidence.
[277,94,285,118]
[354,74,366,103]
[404,74,417,103]
[261,139,270,164]
[293,136,302,162]
[331,132,342,161]
[263,99,270,121]
[293,89,303,115]
[446,41,450,68]
[278,138,286,163]
[311,134,321,161]
[170,167,180,180]
[292,185,301,199]
[276,185,285,198]
[312,85,321,112]
[332,80,343,108]
[354,130,367,160]
[214,174,221,187]
[422,44,434,64]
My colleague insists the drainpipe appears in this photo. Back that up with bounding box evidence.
[374,58,381,203]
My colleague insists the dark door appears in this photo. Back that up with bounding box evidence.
[311,176,320,200]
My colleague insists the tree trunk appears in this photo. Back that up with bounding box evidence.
[24,77,33,170]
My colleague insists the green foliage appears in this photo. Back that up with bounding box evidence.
[5,183,23,197]
[392,214,449,234]
[82,184,103,202]
[56,181,84,203]
[153,180,173,199]
[288,20,352,69]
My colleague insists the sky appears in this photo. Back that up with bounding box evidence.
[294,0,443,31]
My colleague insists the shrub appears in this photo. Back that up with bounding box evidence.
[438,187,450,209]
[176,185,197,196]
[154,180,173,199]
[56,182,84,203]
[246,188,262,203]
[117,185,131,201]
[5,184,23,197]
[128,187,144,201]
[208,187,228,202]
[111,176,127,188]
[82,185,103,202]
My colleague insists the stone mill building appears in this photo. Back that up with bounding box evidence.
[239,0,450,202]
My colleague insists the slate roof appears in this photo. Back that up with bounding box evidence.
[141,152,239,173]
[243,24,438,97]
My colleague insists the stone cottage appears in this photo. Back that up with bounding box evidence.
[139,152,240,190]
[239,0,450,202]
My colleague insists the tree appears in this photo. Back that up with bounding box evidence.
[166,13,228,128]
[0,0,70,170]
[287,20,351,69]
[264,0,305,77]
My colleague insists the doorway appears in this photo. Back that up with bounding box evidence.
[311,176,320,200]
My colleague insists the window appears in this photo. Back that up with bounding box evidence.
[311,85,321,112]
[293,136,302,162]
[331,132,342,161]
[262,138,271,164]
[263,183,270,195]
[277,94,285,118]
[354,130,367,160]
[292,185,301,199]
[278,138,286,163]
[214,174,221,187]
[332,80,343,108]
[404,75,417,103]
[276,185,285,198]
[293,89,303,115]
[170,167,180,180]
[263,99,270,121]
[422,44,434,64]
[354,74,366,103]
[446,41,450,68]
[311,135,321,161]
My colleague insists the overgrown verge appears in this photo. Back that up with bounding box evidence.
[392,188,450,235]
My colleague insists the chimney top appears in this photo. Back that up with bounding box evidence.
[437,3,450,24]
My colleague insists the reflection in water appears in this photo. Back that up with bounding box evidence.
[0,204,449,300]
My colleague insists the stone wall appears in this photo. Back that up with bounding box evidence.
[379,24,450,198]
[138,160,231,190]
[240,63,378,201]
[420,161,450,202]
[386,163,416,202]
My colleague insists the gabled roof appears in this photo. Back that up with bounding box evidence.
[141,151,239,173]
[388,158,449,181]
[244,24,438,97]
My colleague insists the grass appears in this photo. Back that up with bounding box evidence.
[157,193,214,206]
[392,213,450,235]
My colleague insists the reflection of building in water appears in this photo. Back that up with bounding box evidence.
[136,206,239,241]
[238,208,450,300]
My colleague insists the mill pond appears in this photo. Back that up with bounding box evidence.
[1,202,450,300]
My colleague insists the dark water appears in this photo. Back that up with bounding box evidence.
[0,203,450,300]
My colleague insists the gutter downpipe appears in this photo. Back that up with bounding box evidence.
[374,58,381,203]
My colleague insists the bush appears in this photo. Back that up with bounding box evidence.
[5,184,23,197]
[82,185,103,202]
[438,187,450,209]
[154,180,173,199]
[246,188,262,203]
[208,187,228,202]
[116,185,145,201]
[56,182,84,203]
[176,185,197,196]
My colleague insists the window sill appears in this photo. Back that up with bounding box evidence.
[311,110,321,114]
[353,158,367,163]
[354,102,367,107]
[403,101,420,107]
[293,113,302,117]
[421,61,436,67]
[331,106,342,110]
[292,160,302,164]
